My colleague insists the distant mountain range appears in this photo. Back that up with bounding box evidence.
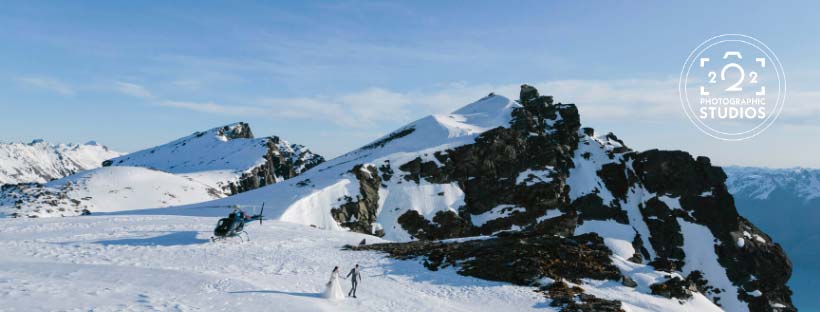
[0,140,121,185]
[0,123,323,217]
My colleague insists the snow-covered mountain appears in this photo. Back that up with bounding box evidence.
[0,140,121,185]
[726,167,820,202]
[0,86,798,311]
[0,123,323,217]
[725,167,820,311]
[157,85,793,311]
[103,122,324,195]
[1,166,224,218]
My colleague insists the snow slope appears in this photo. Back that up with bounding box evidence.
[0,167,224,218]
[0,215,546,312]
[0,214,729,312]
[176,95,518,240]
[0,140,121,185]
[105,123,269,174]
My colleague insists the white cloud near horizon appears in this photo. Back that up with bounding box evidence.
[16,76,75,96]
[148,78,818,129]
[115,82,155,99]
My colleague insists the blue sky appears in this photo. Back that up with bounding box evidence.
[1,1,819,167]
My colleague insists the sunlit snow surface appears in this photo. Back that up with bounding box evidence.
[0,216,545,312]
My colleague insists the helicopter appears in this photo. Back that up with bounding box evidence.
[210,203,265,242]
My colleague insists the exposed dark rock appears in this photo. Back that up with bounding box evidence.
[641,197,686,271]
[390,86,581,240]
[362,127,416,150]
[633,150,794,310]
[351,232,620,285]
[650,275,695,300]
[341,85,795,311]
[229,136,325,194]
[621,276,637,288]
[571,193,628,224]
[597,163,629,201]
[330,164,384,236]
[540,280,625,312]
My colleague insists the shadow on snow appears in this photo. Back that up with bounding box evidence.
[228,290,324,299]
[95,231,209,246]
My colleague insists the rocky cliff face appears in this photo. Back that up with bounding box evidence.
[724,167,820,310]
[341,86,793,311]
[103,122,324,195]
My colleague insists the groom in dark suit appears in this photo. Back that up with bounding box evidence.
[346,264,362,298]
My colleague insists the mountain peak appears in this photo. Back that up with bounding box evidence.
[103,122,324,195]
[200,84,793,311]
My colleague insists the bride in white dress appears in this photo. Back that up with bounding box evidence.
[323,266,345,300]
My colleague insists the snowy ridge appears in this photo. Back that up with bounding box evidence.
[105,123,269,174]
[0,140,121,185]
[104,122,324,194]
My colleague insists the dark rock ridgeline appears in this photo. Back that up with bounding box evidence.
[632,150,794,310]
[339,85,794,311]
[229,135,325,194]
[389,85,582,239]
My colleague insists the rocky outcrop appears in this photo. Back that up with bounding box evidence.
[541,281,625,312]
[342,85,794,311]
[229,135,325,194]
[350,232,620,283]
[389,85,580,239]
[633,151,794,310]
[331,164,384,236]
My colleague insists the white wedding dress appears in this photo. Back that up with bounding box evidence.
[323,270,345,300]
